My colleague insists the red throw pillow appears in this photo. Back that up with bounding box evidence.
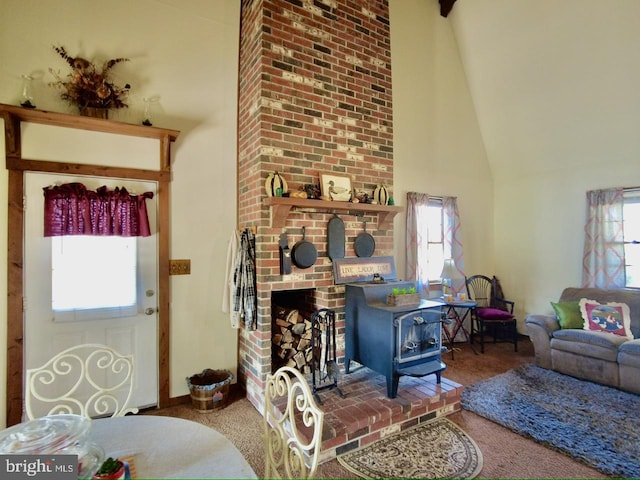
[477,307,512,320]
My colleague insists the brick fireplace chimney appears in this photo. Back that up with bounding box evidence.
[237,0,396,411]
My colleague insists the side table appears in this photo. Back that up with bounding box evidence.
[442,299,478,358]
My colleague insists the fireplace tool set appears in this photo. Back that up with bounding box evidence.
[310,308,344,404]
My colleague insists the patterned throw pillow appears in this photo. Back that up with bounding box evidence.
[579,298,634,339]
[550,301,583,329]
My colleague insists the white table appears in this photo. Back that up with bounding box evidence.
[91,415,257,479]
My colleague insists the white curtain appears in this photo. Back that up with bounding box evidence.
[406,193,465,296]
[406,192,430,296]
[582,188,625,288]
[443,197,466,295]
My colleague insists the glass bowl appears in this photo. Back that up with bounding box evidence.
[0,414,104,479]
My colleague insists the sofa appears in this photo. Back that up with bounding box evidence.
[525,287,640,394]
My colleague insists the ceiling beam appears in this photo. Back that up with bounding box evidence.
[439,0,457,17]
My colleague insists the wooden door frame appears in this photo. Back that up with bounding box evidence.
[2,105,180,426]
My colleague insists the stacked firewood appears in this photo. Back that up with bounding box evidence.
[271,306,315,372]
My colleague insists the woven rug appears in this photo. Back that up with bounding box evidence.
[337,417,483,479]
[461,363,640,478]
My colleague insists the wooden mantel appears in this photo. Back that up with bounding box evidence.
[263,196,403,230]
[1,103,180,426]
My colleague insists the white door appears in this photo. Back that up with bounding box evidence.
[24,172,159,416]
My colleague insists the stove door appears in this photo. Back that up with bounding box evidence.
[396,309,442,363]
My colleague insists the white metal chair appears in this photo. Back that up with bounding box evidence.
[25,344,139,420]
[263,366,324,479]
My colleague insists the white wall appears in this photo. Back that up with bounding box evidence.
[390,0,495,286]
[451,0,640,316]
[0,0,240,427]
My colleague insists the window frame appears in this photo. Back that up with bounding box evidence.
[623,190,640,289]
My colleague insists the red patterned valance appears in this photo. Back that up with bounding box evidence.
[43,183,153,237]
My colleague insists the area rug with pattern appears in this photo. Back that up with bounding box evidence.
[461,363,640,478]
[337,417,483,479]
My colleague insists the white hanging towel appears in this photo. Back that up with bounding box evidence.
[222,229,240,327]
[232,229,257,330]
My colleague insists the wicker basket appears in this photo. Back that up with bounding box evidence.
[186,369,233,412]
[386,293,421,306]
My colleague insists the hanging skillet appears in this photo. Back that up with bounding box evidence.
[327,214,345,260]
[292,226,317,269]
[354,220,375,257]
[279,233,291,275]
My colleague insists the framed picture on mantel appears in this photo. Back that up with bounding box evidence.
[320,172,352,202]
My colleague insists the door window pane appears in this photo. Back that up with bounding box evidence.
[52,236,138,321]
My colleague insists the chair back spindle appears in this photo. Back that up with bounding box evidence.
[25,344,139,420]
[466,275,492,308]
[263,366,324,479]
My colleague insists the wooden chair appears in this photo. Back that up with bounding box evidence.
[25,344,139,420]
[263,366,324,479]
[466,275,518,353]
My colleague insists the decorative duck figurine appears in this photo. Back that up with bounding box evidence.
[328,180,351,201]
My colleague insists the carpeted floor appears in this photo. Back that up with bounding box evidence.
[462,364,640,478]
[148,338,609,479]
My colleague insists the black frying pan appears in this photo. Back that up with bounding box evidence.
[292,226,317,269]
[354,220,375,257]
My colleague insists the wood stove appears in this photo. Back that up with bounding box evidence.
[344,278,446,398]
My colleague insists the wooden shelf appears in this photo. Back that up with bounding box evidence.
[0,103,179,142]
[263,196,402,230]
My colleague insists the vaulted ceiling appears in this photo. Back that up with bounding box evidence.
[448,0,640,178]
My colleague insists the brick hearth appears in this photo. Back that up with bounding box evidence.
[313,367,462,462]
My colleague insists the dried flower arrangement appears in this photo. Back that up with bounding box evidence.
[49,45,131,115]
